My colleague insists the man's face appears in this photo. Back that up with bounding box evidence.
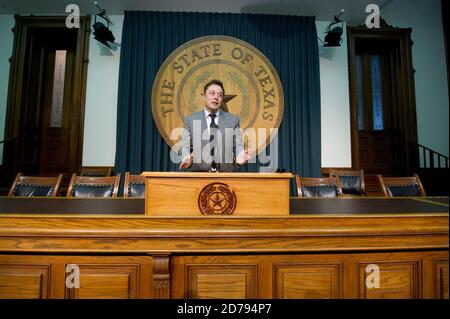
[203,84,223,113]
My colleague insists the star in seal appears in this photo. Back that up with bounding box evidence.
[209,192,227,210]
[220,94,236,113]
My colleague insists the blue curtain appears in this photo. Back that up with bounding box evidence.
[115,11,321,184]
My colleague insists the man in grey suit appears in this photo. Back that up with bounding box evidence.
[180,79,249,172]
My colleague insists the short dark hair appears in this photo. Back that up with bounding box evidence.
[203,79,225,95]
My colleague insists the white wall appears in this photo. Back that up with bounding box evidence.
[383,0,449,156]
[0,15,15,165]
[82,15,123,165]
[317,21,352,168]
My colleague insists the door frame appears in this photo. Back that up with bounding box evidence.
[3,15,90,176]
[347,20,418,175]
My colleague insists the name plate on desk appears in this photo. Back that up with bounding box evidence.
[141,172,292,216]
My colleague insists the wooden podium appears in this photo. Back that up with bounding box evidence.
[141,172,293,216]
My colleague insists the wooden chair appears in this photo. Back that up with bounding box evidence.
[377,174,426,197]
[80,166,113,177]
[329,169,366,196]
[67,173,121,197]
[123,172,146,198]
[295,175,343,198]
[8,173,63,197]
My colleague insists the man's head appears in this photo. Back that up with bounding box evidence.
[203,79,224,113]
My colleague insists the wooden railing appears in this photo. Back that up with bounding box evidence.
[413,143,449,169]
[411,143,449,196]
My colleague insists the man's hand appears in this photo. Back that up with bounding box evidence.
[179,154,194,169]
[236,151,250,165]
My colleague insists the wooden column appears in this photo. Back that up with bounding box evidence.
[152,255,170,299]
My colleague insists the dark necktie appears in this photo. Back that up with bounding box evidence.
[209,113,218,171]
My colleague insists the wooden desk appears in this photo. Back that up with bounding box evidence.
[0,196,447,215]
[0,197,448,299]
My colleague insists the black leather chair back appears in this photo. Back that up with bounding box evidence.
[127,183,145,198]
[386,184,422,197]
[123,172,146,198]
[71,185,115,197]
[377,174,426,197]
[13,184,55,197]
[329,169,365,196]
[295,175,342,198]
[67,174,121,198]
[338,176,363,195]
[8,173,63,197]
[301,185,339,198]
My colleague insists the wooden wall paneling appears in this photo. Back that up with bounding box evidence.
[0,252,447,299]
[171,255,187,299]
[436,260,449,299]
[172,254,347,299]
[0,255,153,299]
[420,251,448,299]
[186,265,258,299]
[258,257,274,299]
[0,255,72,299]
[268,253,344,299]
[0,209,447,299]
[171,255,259,299]
[188,266,257,299]
[436,261,449,299]
[359,262,420,299]
[273,262,343,299]
[63,256,152,299]
[342,254,358,298]
[66,264,138,299]
[0,263,51,299]
[356,253,422,299]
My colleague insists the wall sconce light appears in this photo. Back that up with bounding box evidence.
[92,1,116,48]
[320,9,344,47]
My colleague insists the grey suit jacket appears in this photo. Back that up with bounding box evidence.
[181,110,245,172]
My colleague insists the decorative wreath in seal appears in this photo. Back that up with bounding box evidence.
[198,183,237,215]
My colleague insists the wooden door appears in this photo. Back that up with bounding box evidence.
[18,28,77,174]
[356,48,399,175]
[348,23,418,176]
[3,16,90,179]
[38,33,77,174]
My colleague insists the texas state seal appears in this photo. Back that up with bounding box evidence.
[151,35,284,158]
[198,182,237,215]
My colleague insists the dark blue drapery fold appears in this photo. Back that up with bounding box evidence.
[115,11,321,183]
